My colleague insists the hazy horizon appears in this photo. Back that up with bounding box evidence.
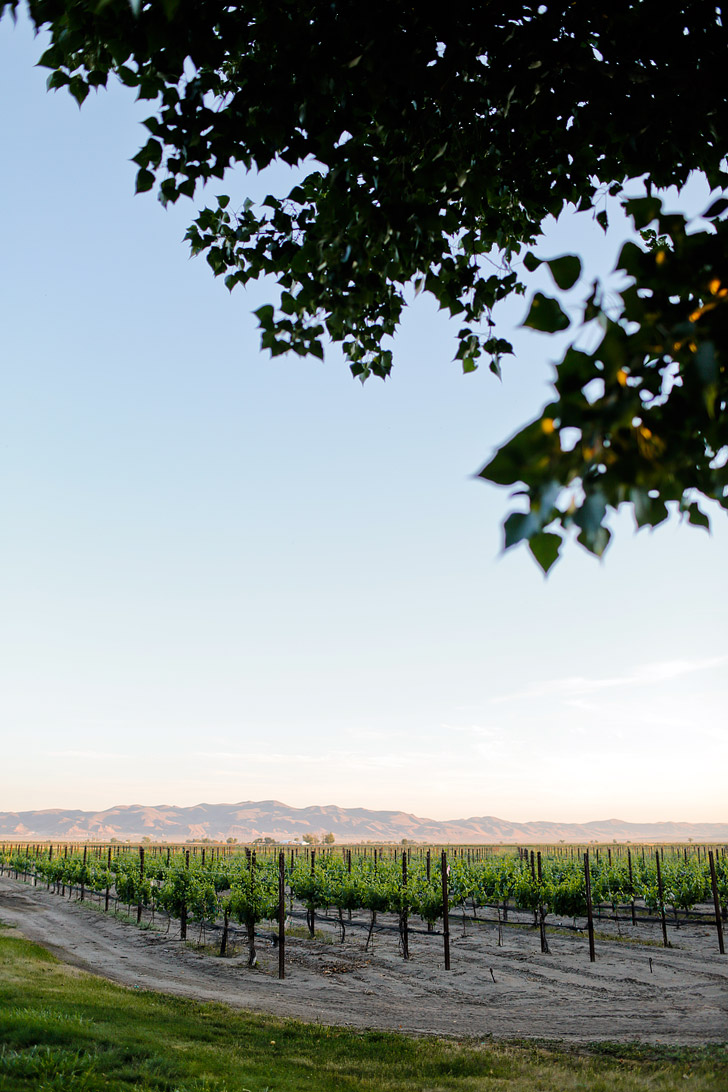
[4,797,726,828]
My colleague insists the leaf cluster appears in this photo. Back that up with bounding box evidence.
[4,2,725,373]
[3,1,728,561]
[482,196,728,568]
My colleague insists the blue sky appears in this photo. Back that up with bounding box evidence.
[1,10,726,822]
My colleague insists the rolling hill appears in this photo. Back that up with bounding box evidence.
[1,801,726,843]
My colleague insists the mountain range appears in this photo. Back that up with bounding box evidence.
[1,801,726,843]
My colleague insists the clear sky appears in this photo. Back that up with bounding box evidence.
[1,11,726,824]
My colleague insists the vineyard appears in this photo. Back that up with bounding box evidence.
[2,841,726,978]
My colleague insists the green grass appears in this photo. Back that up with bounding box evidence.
[284,923,336,943]
[0,923,725,1092]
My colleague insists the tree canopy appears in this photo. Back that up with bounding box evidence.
[4,0,727,568]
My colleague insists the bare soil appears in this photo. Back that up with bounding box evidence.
[1,876,726,1043]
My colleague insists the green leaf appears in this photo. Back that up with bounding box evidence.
[630,489,668,530]
[504,511,540,549]
[69,77,90,106]
[158,178,178,205]
[703,196,728,220]
[135,168,154,194]
[686,503,710,530]
[546,255,581,291]
[554,347,593,394]
[694,341,718,388]
[46,70,69,91]
[574,490,607,536]
[523,293,570,333]
[37,47,61,69]
[523,251,542,273]
[623,196,662,230]
[576,524,611,557]
[528,531,562,573]
[616,240,644,278]
[117,65,138,87]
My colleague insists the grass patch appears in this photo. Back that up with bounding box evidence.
[285,923,336,943]
[0,923,725,1092]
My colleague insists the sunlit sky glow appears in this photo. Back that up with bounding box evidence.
[1,12,726,824]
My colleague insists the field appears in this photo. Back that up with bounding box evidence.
[0,843,726,1089]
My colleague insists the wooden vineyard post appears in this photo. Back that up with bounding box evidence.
[655,851,669,948]
[105,847,111,912]
[583,852,595,963]
[708,851,725,955]
[180,850,189,941]
[426,849,433,932]
[347,849,352,921]
[441,850,450,971]
[278,850,286,980]
[308,849,316,938]
[220,905,230,957]
[529,851,537,926]
[537,851,549,954]
[137,846,145,924]
[79,846,88,902]
[627,848,636,926]
[401,852,409,960]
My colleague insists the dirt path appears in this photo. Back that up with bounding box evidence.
[1,876,726,1043]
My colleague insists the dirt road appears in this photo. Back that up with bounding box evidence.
[1,876,726,1043]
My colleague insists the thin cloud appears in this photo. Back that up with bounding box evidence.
[443,723,505,740]
[192,748,447,770]
[192,751,322,765]
[47,750,129,760]
[490,654,728,704]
